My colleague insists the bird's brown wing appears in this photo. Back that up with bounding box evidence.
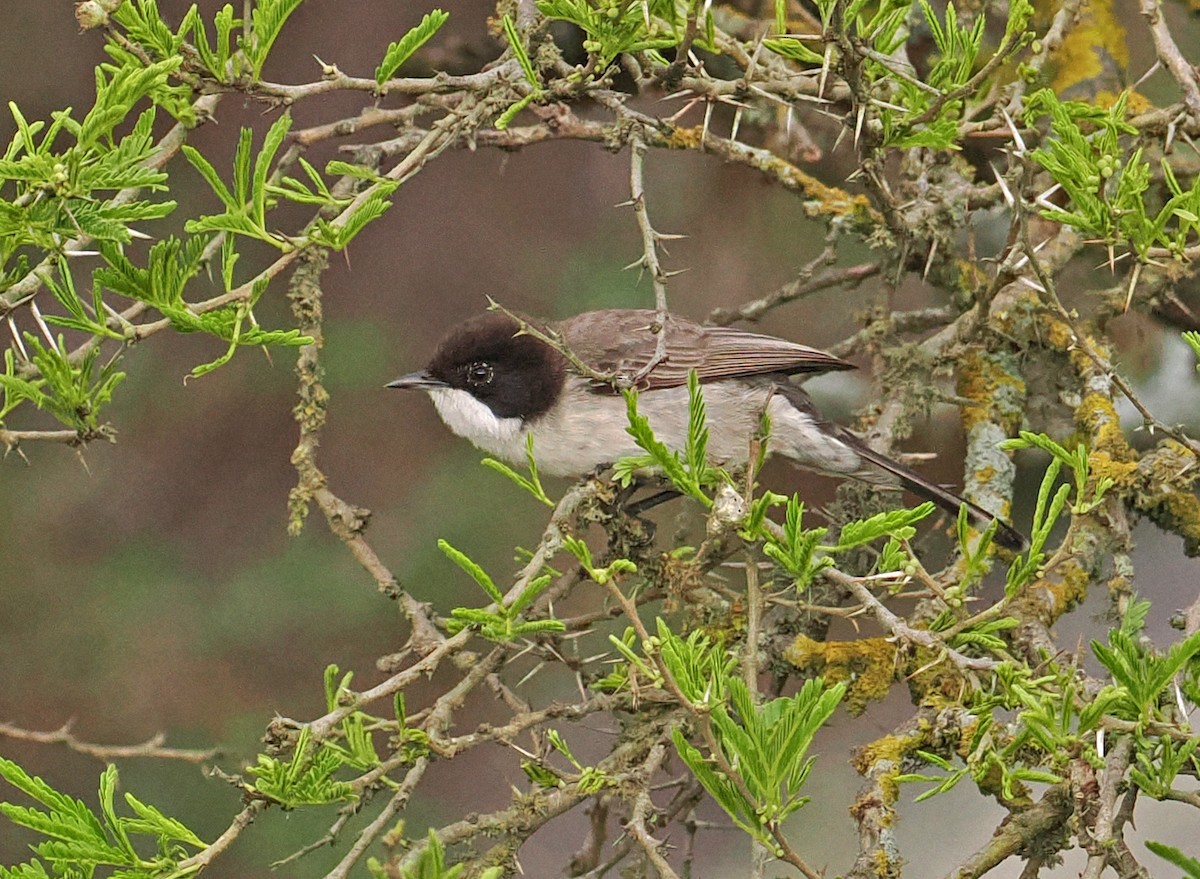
[556,309,855,392]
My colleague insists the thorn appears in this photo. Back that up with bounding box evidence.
[514,661,545,689]
[1034,183,1062,211]
[991,164,1015,208]
[1124,261,1142,313]
[1000,107,1026,154]
[748,83,789,107]
[730,107,743,143]
[1132,59,1161,89]
[922,238,938,281]
[819,43,832,100]
[744,35,765,81]
[1092,251,1131,269]
[8,315,29,361]
[830,123,847,154]
[29,300,56,348]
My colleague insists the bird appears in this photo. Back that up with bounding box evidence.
[388,308,1025,550]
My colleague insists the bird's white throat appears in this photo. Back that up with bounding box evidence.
[428,387,527,460]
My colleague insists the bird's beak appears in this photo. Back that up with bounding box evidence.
[386,371,447,390]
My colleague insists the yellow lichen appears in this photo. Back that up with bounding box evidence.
[667,125,704,150]
[956,349,1026,433]
[1144,491,1200,556]
[1011,560,1090,626]
[852,727,931,809]
[1040,315,1077,353]
[784,635,897,714]
[1075,391,1137,466]
[1047,0,1128,97]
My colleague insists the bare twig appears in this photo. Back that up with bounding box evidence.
[708,261,881,326]
[324,758,430,879]
[0,721,217,763]
[825,567,1002,671]
[1139,0,1200,125]
[625,743,682,879]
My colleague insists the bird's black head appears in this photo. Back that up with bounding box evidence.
[421,312,566,421]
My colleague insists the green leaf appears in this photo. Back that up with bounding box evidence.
[501,14,539,87]
[399,829,466,879]
[438,539,504,603]
[122,793,207,848]
[1146,841,1200,878]
[253,113,292,229]
[244,0,305,78]
[834,503,934,550]
[482,436,555,507]
[181,144,236,209]
[375,10,450,85]
[494,92,539,131]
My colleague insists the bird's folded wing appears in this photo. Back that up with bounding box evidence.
[559,310,856,392]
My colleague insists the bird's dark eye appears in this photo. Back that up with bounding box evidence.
[466,361,494,385]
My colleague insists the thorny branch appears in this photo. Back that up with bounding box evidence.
[628,129,673,382]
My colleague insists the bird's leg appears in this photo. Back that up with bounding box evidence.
[624,488,682,518]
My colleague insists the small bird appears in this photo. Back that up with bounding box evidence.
[389,308,1024,549]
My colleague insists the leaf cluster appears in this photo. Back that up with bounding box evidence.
[521,729,612,793]
[439,539,566,642]
[672,675,846,850]
[2,0,423,435]
[369,829,503,879]
[249,665,428,809]
[535,0,696,74]
[0,759,205,879]
[613,370,726,507]
[0,333,124,432]
[743,492,933,590]
[1026,90,1200,262]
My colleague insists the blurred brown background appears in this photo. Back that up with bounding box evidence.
[3,2,1200,876]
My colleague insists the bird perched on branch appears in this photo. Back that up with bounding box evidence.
[390,308,1025,550]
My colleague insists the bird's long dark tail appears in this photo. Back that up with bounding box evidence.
[835,431,1027,551]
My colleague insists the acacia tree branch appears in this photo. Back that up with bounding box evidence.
[624,743,683,879]
[0,721,217,763]
[1138,0,1200,125]
[825,567,1002,672]
[628,129,673,383]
